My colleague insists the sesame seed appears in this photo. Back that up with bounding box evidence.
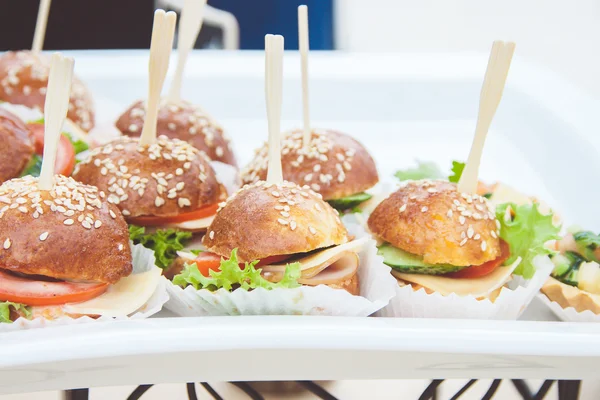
[459,216,466,225]
[421,206,428,213]
[118,243,124,251]
[176,182,185,191]
[82,220,92,229]
[447,209,453,218]
[3,239,10,249]
[94,220,102,228]
[39,232,49,241]
[311,184,320,191]
[491,230,497,238]
[271,191,280,197]
[460,238,467,246]
[168,122,176,131]
[290,221,297,230]
[176,168,183,176]
[209,231,215,240]
[474,233,481,240]
[309,226,317,235]
[109,210,116,219]
[128,124,139,132]
[155,197,165,207]
[304,174,313,182]
[315,203,322,212]
[399,204,407,213]
[481,241,487,251]
[467,227,474,238]
[178,198,191,207]
[64,219,74,225]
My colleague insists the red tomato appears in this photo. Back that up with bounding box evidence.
[447,240,510,279]
[27,122,76,176]
[191,253,291,277]
[128,204,219,226]
[0,269,109,306]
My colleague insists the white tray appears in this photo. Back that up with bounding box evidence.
[1,50,599,394]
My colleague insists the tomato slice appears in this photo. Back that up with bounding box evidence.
[190,253,291,277]
[27,122,76,176]
[446,240,510,279]
[128,203,219,226]
[0,269,108,306]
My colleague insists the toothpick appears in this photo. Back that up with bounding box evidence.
[168,0,208,102]
[457,40,515,194]
[265,34,284,184]
[298,5,311,151]
[32,0,52,53]
[139,9,177,146]
[38,53,74,191]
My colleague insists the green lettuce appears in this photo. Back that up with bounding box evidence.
[495,203,561,279]
[20,154,42,177]
[394,161,443,181]
[129,225,192,269]
[173,248,301,291]
[30,119,89,154]
[448,161,465,183]
[0,302,32,324]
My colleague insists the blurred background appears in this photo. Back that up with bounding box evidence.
[1,0,600,97]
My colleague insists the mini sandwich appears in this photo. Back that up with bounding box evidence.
[0,52,160,324]
[241,129,378,212]
[116,100,236,166]
[171,180,366,295]
[367,180,559,299]
[0,51,94,131]
[541,229,600,314]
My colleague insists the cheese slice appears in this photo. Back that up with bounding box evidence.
[261,237,368,278]
[161,215,215,232]
[63,266,162,317]
[392,257,522,297]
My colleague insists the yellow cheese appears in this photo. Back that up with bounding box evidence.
[63,267,162,317]
[161,215,215,232]
[393,257,522,297]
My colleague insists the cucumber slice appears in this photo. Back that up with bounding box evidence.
[377,243,466,275]
[327,192,372,211]
[551,253,571,277]
[553,251,586,287]
[573,231,600,263]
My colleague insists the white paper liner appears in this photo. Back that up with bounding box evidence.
[164,221,397,316]
[0,244,168,332]
[537,293,600,322]
[377,255,555,320]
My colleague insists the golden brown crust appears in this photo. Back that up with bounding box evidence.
[116,99,236,166]
[0,108,34,182]
[368,180,501,266]
[203,181,349,263]
[0,51,95,131]
[240,129,378,200]
[326,272,359,296]
[541,277,600,314]
[0,176,132,284]
[73,136,225,218]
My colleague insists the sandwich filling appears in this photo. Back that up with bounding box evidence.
[549,230,600,295]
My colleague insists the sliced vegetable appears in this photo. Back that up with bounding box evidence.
[127,204,219,226]
[27,122,76,176]
[573,231,600,263]
[20,154,42,177]
[394,161,443,182]
[0,270,108,306]
[327,192,372,211]
[495,202,561,279]
[129,225,192,269]
[0,301,31,323]
[173,248,301,291]
[188,252,223,277]
[447,240,510,279]
[377,243,465,275]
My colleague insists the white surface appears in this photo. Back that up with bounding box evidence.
[1,50,598,393]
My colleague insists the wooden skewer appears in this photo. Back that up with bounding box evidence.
[457,40,515,194]
[139,9,177,147]
[32,0,52,53]
[298,5,311,151]
[168,0,208,102]
[265,34,284,184]
[38,53,74,191]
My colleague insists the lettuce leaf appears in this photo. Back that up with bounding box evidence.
[129,225,192,269]
[495,202,561,279]
[173,248,301,291]
[20,154,42,177]
[0,302,32,324]
[448,161,465,183]
[394,161,443,181]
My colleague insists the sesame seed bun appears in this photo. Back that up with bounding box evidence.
[203,181,349,263]
[0,108,34,182]
[367,180,502,267]
[0,175,132,284]
[73,136,225,219]
[0,51,95,132]
[240,129,378,200]
[116,99,236,167]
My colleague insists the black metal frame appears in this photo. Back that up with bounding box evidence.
[62,379,582,400]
